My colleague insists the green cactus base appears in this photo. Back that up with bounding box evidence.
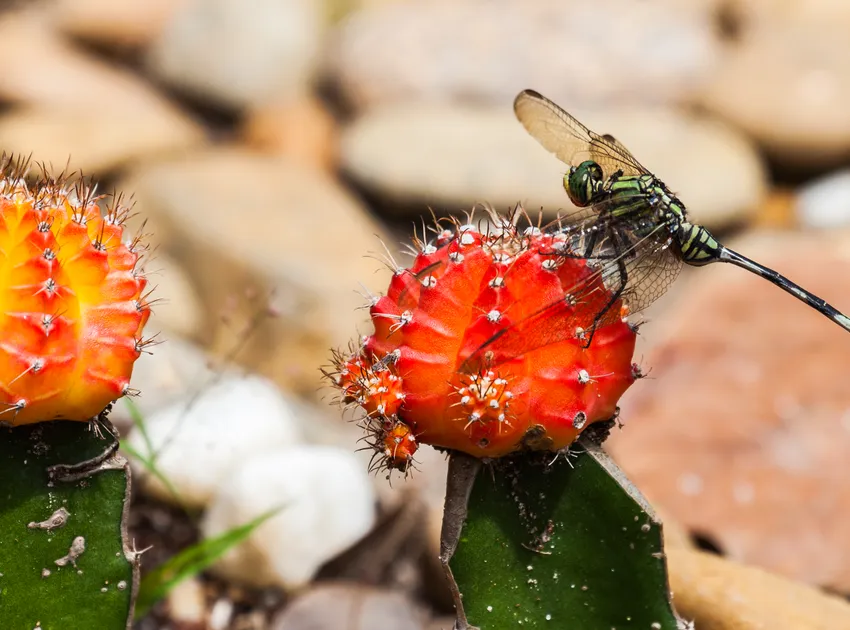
[0,419,137,629]
[443,432,684,630]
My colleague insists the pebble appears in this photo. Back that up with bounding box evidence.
[270,584,425,630]
[607,231,850,592]
[331,0,719,110]
[668,547,850,629]
[0,11,203,174]
[166,576,207,624]
[126,374,303,508]
[0,107,203,177]
[116,149,390,393]
[148,0,323,109]
[50,0,186,48]
[699,24,850,168]
[341,103,766,230]
[0,10,202,119]
[202,446,377,590]
[110,335,219,431]
[242,97,339,171]
[796,170,850,229]
[143,254,204,340]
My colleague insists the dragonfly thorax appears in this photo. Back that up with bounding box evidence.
[565,160,604,207]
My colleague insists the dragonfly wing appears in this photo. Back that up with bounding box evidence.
[620,236,683,315]
[514,90,650,179]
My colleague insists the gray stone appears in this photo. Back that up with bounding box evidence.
[148,0,323,108]
[331,0,719,110]
[341,102,767,230]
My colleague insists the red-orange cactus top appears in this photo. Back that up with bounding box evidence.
[0,157,150,425]
[331,209,637,469]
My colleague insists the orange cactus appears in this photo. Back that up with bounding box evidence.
[329,208,638,471]
[0,156,150,426]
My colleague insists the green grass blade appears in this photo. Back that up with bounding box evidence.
[135,507,282,618]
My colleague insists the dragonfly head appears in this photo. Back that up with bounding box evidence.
[566,161,604,207]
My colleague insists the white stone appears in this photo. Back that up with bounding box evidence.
[797,169,850,229]
[112,335,219,428]
[202,446,377,590]
[126,374,303,508]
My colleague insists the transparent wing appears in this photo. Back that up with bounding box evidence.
[514,89,651,180]
[465,220,682,369]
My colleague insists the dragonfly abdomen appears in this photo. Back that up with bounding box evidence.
[676,222,722,266]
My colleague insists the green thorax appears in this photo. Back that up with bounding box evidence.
[565,164,721,266]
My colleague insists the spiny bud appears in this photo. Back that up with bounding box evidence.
[0,155,150,425]
[329,207,637,471]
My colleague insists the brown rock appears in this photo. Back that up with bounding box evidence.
[668,547,850,629]
[607,231,850,591]
[0,11,196,116]
[699,24,850,168]
[143,254,204,339]
[50,0,187,48]
[271,583,426,630]
[242,97,338,171]
[117,148,391,394]
[0,107,203,176]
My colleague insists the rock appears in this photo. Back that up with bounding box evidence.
[331,0,719,110]
[0,107,202,177]
[116,149,390,393]
[726,0,850,31]
[753,188,797,230]
[202,446,377,590]
[167,576,207,624]
[111,335,218,432]
[796,170,850,229]
[127,374,303,508]
[341,103,766,230]
[242,97,339,171]
[148,0,323,109]
[607,231,850,592]
[668,547,850,629]
[50,0,187,48]
[0,10,203,174]
[270,583,425,630]
[0,11,203,119]
[699,25,850,168]
[144,254,205,339]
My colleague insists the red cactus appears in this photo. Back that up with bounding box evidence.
[329,208,637,470]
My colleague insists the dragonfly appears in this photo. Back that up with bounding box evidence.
[469,89,850,362]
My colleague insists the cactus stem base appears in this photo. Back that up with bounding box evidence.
[440,451,482,630]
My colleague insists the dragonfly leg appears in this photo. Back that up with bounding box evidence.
[582,245,628,348]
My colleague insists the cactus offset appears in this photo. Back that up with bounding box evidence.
[329,208,638,471]
[0,156,150,426]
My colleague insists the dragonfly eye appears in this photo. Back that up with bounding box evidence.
[567,161,604,207]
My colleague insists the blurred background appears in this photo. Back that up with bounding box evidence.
[6,0,850,627]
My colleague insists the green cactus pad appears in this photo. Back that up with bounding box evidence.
[446,434,684,629]
[0,420,137,628]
